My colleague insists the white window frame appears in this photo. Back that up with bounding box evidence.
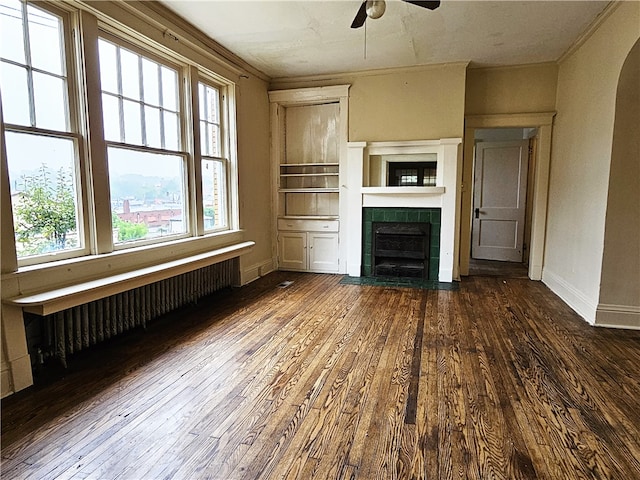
[1,0,91,266]
[97,32,192,250]
[197,78,232,234]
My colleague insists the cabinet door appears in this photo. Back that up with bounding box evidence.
[308,233,339,273]
[278,232,307,271]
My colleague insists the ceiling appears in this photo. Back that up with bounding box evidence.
[160,0,610,79]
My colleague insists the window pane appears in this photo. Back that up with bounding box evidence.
[33,71,67,130]
[144,105,161,148]
[198,83,205,119]
[142,58,159,106]
[122,99,142,145]
[120,48,140,101]
[5,132,81,258]
[201,122,220,157]
[0,0,26,64]
[161,66,177,111]
[102,93,121,142]
[98,39,118,94]
[108,147,186,243]
[201,159,227,230]
[199,120,209,156]
[27,4,63,75]
[163,111,179,151]
[198,83,221,157]
[0,62,30,125]
[202,85,219,123]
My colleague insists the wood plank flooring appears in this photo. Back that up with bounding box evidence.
[2,272,640,479]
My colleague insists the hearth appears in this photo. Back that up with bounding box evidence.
[372,222,430,279]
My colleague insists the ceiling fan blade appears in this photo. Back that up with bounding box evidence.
[351,1,368,28]
[403,0,441,10]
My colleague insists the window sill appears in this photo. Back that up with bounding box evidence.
[3,230,248,301]
[5,240,254,316]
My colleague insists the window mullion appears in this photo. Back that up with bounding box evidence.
[21,3,36,128]
[158,63,165,149]
[115,46,125,143]
[138,55,146,146]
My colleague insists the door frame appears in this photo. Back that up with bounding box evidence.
[460,112,555,280]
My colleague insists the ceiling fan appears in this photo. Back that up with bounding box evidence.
[351,0,441,28]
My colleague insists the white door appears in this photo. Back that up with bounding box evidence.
[278,232,307,271]
[308,233,339,273]
[472,140,529,262]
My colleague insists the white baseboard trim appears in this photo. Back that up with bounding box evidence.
[241,258,276,285]
[595,303,640,330]
[528,263,543,281]
[541,269,597,324]
[438,268,453,283]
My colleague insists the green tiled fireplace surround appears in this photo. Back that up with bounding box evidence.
[362,207,441,280]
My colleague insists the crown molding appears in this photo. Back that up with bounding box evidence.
[557,1,620,64]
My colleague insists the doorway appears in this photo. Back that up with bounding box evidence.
[460,113,555,280]
[471,129,535,269]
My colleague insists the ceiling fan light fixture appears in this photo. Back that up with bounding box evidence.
[365,0,386,20]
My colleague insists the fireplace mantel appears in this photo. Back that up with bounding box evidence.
[344,138,462,282]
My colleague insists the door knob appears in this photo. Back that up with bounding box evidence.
[475,208,480,219]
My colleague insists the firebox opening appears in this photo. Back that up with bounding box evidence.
[372,222,430,279]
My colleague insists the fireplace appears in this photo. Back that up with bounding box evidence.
[362,207,441,280]
[346,139,462,282]
[372,222,430,278]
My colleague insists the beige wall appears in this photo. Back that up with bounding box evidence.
[465,63,558,115]
[543,2,640,323]
[272,62,468,141]
[597,39,640,328]
[236,75,274,281]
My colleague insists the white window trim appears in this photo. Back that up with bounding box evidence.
[2,2,92,267]
[197,77,234,234]
[2,2,242,270]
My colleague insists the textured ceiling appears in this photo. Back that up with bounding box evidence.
[160,0,610,79]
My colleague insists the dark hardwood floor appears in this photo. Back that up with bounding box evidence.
[2,272,640,479]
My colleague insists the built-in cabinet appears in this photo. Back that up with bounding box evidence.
[269,86,350,274]
[277,219,339,272]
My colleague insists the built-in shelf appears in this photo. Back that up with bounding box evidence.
[281,163,339,167]
[361,186,445,195]
[278,215,338,220]
[279,188,340,193]
[280,173,339,177]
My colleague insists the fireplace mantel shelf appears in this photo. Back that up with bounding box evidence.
[361,186,445,195]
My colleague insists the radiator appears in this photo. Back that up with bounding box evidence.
[26,258,237,368]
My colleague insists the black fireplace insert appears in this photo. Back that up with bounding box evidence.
[372,222,430,279]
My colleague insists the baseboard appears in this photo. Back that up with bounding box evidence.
[7,354,33,394]
[595,304,640,330]
[541,269,597,324]
[438,268,453,283]
[1,364,13,399]
[241,258,276,285]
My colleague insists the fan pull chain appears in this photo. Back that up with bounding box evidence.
[364,19,368,59]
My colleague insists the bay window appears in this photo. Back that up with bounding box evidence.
[0,0,239,268]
